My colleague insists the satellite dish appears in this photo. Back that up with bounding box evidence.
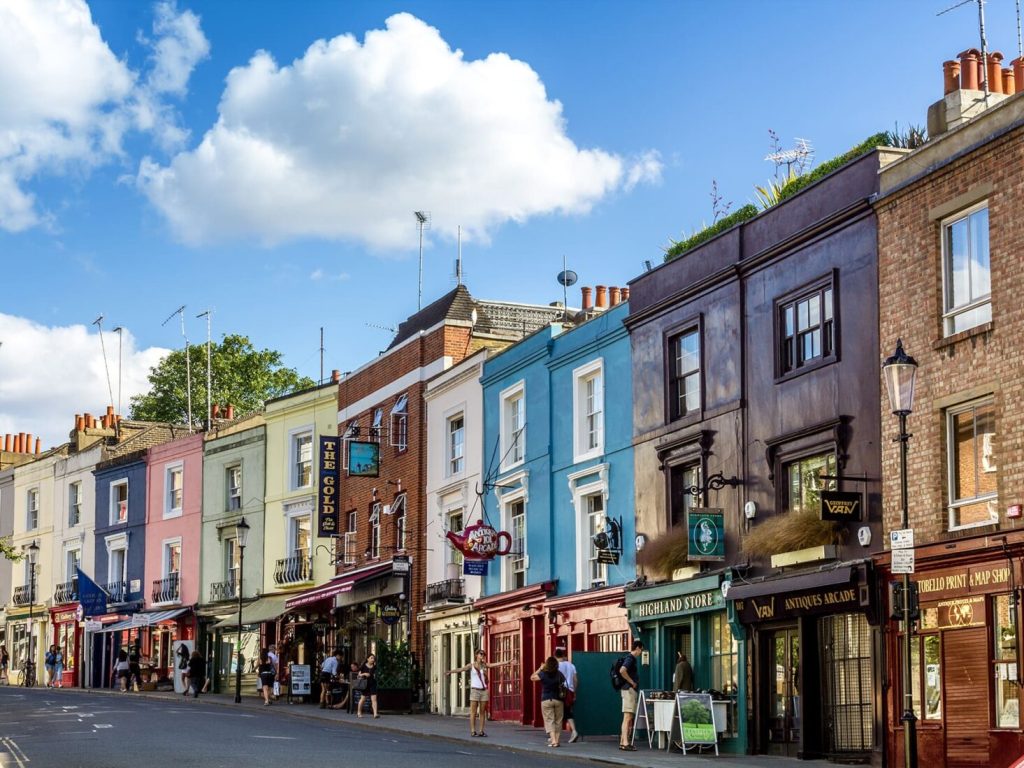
[557,270,578,287]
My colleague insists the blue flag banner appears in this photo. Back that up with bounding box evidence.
[76,568,108,617]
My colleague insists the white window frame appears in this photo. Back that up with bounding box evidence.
[500,381,526,471]
[343,510,357,565]
[26,487,39,530]
[104,532,129,586]
[568,464,610,591]
[285,503,313,560]
[392,494,407,551]
[68,481,82,528]
[447,412,465,477]
[446,507,465,569]
[65,546,82,583]
[390,395,409,451]
[226,464,242,511]
[941,201,992,337]
[501,491,527,591]
[109,480,129,525]
[164,462,184,518]
[289,426,314,490]
[946,397,999,531]
[369,502,382,559]
[224,536,239,584]
[162,537,182,578]
[371,408,384,441]
[572,359,604,462]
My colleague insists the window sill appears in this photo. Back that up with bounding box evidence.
[163,510,183,520]
[933,321,994,351]
[774,355,837,385]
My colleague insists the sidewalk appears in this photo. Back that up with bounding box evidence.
[62,686,830,768]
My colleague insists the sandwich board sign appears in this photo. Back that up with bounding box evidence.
[675,692,719,755]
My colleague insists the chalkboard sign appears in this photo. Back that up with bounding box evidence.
[290,664,311,697]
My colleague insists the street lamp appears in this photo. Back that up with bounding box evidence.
[883,338,918,768]
[234,517,250,704]
[26,541,38,687]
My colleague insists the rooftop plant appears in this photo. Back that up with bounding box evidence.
[741,510,843,559]
[636,525,691,580]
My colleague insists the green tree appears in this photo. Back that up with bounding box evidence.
[130,334,315,424]
[1,538,24,561]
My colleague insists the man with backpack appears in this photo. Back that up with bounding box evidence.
[615,640,644,751]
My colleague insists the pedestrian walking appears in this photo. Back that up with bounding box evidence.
[319,649,342,709]
[52,646,64,688]
[267,644,281,700]
[673,651,694,692]
[617,640,644,751]
[258,650,275,706]
[530,656,565,748]
[44,645,56,687]
[445,649,515,737]
[187,650,206,698]
[176,643,190,693]
[0,645,9,685]
[113,649,131,692]
[554,647,579,743]
[356,653,379,718]
[128,643,142,692]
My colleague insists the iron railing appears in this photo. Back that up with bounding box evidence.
[209,576,238,602]
[12,585,35,606]
[274,554,312,585]
[152,572,181,603]
[104,580,128,602]
[54,578,78,604]
[425,578,466,605]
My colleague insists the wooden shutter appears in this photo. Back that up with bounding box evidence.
[944,627,989,766]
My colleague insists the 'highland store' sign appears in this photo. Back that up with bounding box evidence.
[632,590,723,620]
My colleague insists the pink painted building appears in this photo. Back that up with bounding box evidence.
[141,432,204,676]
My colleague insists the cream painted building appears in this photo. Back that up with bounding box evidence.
[422,350,487,716]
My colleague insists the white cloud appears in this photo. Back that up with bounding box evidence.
[0,313,169,449]
[310,268,350,281]
[138,13,661,250]
[0,0,208,231]
[624,150,664,191]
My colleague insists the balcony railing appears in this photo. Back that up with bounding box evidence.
[425,578,466,606]
[54,578,78,604]
[274,554,312,586]
[209,576,238,602]
[152,572,181,604]
[105,580,128,603]
[12,585,35,606]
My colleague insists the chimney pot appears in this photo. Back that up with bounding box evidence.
[101,415,108,429]
[943,60,961,95]
[212,403,221,420]
[581,286,593,311]
[106,405,114,417]
[1003,67,1016,95]
[76,416,84,431]
[3,434,10,452]
[331,369,341,383]
[17,433,25,453]
[24,433,32,453]
[960,49,980,90]
[226,404,235,420]
[609,286,621,307]
[1013,57,1024,94]
[988,52,1005,94]
[621,287,630,302]
[83,413,92,430]
[34,438,40,455]
[595,285,607,309]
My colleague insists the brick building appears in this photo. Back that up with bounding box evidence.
[331,285,562,704]
[875,54,1024,768]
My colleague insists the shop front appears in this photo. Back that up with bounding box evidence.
[626,573,746,754]
[882,550,1024,768]
[211,594,289,694]
[49,605,81,687]
[5,607,45,681]
[422,602,480,716]
[728,560,881,763]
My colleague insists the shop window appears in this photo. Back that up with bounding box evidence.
[942,203,991,336]
[820,613,872,752]
[777,279,836,375]
[709,613,739,738]
[596,632,629,652]
[947,399,998,530]
[668,327,700,422]
[784,452,836,514]
[994,593,1020,728]
[904,633,942,721]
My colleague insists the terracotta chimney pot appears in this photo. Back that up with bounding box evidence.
[621,287,630,302]
[960,49,980,89]
[83,413,92,430]
[943,60,961,95]
[17,433,26,453]
[226,404,235,420]
[331,369,341,383]
[34,438,40,455]
[106,405,114,418]
[212,403,221,420]
[581,286,593,311]
[1003,68,1016,95]
[3,434,10,452]
[1013,57,1024,93]
[595,285,607,309]
[988,52,1005,94]
[101,415,108,429]
[609,286,621,306]
[24,434,32,453]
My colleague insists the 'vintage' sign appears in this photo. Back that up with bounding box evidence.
[317,436,340,537]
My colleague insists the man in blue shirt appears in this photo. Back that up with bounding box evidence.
[618,640,644,751]
[319,649,342,708]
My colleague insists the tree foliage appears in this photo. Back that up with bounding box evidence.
[1,538,24,562]
[130,334,315,425]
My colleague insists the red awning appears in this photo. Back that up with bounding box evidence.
[285,562,394,610]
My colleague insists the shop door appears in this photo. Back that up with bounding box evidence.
[944,628,989,766]
[489,632,521,721]
[767,627,800,756]
[448,633,472,717]
[666,624,692,691]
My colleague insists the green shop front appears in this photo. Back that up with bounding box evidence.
[625,573,746,753]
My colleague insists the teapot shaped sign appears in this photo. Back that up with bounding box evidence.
[446,520,512,561]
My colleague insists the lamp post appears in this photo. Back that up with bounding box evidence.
[883,338,918,768]
[26,540,38,687]
[234,517,250,704]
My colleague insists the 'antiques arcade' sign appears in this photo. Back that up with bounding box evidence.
[736,585,862,623]
[317,436,340,537]
[632,590,723,620]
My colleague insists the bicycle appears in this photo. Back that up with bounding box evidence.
[17,661,36,688]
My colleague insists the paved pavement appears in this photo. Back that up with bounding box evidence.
[4,685,832,768]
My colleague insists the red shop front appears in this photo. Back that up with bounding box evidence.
[50,605,81,687]
[545,585,630,656]
[477,582,553,726]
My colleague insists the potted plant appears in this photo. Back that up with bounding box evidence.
[374,640,413,712]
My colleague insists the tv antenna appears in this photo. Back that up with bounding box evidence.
[92,315,115,412]
[196,309,213,430]
[556,256,578,322]
[765,137,815,180]
[111,326,124,423]
[162,305,193,432]
[365,322,396,334]
[414,211,431,310]
[454,225,464,286]
[938,0,991,97]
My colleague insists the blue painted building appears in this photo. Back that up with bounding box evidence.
[476,299,634,725]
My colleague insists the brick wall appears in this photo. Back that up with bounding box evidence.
[877,122,1024,544]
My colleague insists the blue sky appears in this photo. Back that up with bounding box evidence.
[1,0,1020,446]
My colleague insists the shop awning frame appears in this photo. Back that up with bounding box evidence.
[212,594,290,630]
[726,565,854,601]
[285,562,393,610]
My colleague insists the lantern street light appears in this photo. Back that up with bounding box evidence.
[233,517,250,704]
[26,540,39,687]
[883,338,918,768]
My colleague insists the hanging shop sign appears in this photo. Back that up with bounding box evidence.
[380,602,402,626]
[446,521,512,561]
[392,554,410,575]
[318,436,340,537]
[935,596,986,629]
[348,440,380,477]
[687,508,724,562]
[736,584,863,623]
[820,491,862,522]
[463,559,488,576]
[915,562,1012,600]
